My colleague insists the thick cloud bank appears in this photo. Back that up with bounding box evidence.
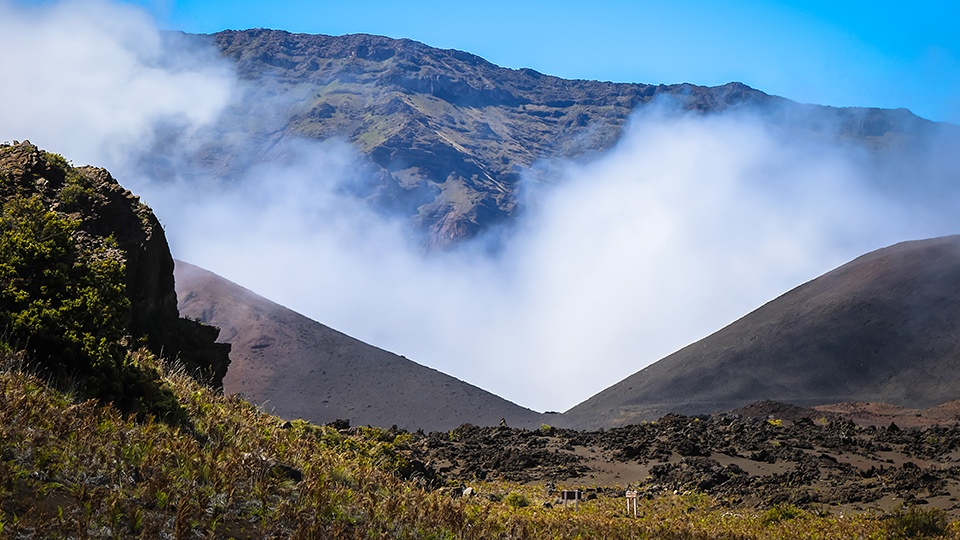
[2,0,958,411]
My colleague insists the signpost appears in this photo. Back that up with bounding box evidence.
[560,489,581,510]
[625,490,638,517]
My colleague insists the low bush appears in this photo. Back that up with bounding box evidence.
[761,503,805,525]
[504,492,530,508]
[886,505,950,539]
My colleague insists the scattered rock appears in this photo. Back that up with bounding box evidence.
[408,411,960,517]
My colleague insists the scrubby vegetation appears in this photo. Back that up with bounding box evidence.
[0,193,126,367]
[3,353,959,538]
[0,192,184,422]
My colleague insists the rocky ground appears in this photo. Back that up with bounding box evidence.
[377,401,960,518]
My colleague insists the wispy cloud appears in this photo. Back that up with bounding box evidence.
[0,0,234,165]
[2,0,958,412]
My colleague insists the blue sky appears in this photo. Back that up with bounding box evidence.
[110,0,960,124]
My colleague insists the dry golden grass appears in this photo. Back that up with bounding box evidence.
[1,350,957,539]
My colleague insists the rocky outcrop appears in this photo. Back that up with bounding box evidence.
[0,141,229,387]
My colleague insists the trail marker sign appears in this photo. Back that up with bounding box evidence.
[625,490,638,517]
[561,489,581,510]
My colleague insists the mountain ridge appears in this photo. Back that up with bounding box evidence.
[196,29,954,247]
[562,235,960,429]
[174,260,545,431]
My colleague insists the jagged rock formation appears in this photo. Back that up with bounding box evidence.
[0,141,229,387]
[562,236,960,429]
[203,29,953,247]
[174,261,544,431]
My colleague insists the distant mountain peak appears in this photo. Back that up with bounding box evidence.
[198,29,949,248]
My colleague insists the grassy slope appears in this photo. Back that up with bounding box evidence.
[1,352,954,539]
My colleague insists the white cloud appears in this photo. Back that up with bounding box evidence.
[0,0,234,166]
[159,106,946,412]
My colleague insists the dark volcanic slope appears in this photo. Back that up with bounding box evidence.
[174,261,543,431]
[203,29,948,247]
[563,236,960,430]
[208,30,770,244]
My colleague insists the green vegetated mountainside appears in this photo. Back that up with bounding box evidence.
[205,29,954,247]
[563,236,960,430]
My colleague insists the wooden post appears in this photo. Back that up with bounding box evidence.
[625,490,638,517]
[561,489,581,511]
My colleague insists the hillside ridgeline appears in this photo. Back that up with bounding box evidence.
[175,261,544,431]
[563,236,960,429]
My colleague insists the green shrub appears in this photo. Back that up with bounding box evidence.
[0,194,127,371]
[0,194,185,422]
[760,503,805,525]
[40,151,70,170]
[58,171,97,212]
[503,492,529,508]
[885,506,949,539]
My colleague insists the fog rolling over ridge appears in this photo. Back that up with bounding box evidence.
[2,0,959,412]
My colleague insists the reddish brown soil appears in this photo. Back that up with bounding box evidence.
[814,400,960,429]
[174,261,544,432]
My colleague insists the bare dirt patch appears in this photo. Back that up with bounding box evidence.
[402,403,960,518]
